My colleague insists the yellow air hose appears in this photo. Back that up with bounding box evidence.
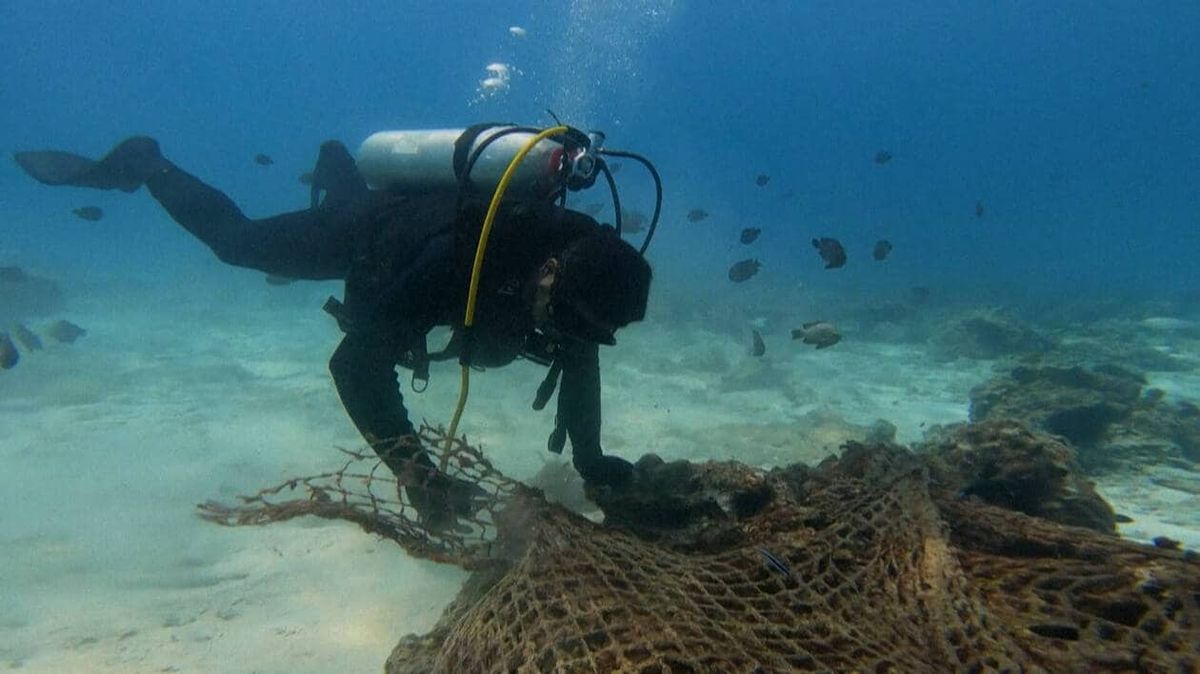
[440,125,569,470]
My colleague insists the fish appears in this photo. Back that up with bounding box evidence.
[751,329,765,357]
[755,173,770,187]
[13,323,42,351]
[728,259,761,282]
[608,162,622,174]
[298,171,314,185]
[791,321,841,349]
[686,208,709,223]
[45,319,86,344]
[739,227,761,244]
[873,239,893,261]
[254,154,275,166]
[581,202,605,216]
[509,25,527,38]
[874,150,893,165]
[0,266,28,283]
[812,237,847,269]
[759,548,793,580]
[0,332,18,369]
[975,200,985,218]
[265,274,296,286]
[910,286,931,304]
[620,208,648,234]
[72,206,104,221]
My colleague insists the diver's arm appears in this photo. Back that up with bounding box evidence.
[330,232,458,476]
[556,341,634,487]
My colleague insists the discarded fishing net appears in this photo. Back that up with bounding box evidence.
[198,424,528,568]
[200,424,1200,672]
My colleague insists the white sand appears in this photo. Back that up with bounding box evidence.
[2,270,1197,672]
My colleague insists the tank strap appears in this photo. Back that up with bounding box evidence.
[452,123,508,186]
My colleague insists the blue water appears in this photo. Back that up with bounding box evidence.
[3,3,1200,669]
[3,0,1197,295]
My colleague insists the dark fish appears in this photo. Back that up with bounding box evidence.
[812,237,847,269]
[751,329,765,357]
[791,321,840,349]
[910,286,931,304]
[581,202,605,216]
[739,227,761,244]
[1153,536,1181,550]
[0,266,29,283]
[265,274,296,286]
[759,548,793,580]
[0,332,18,369]
[620,208,648,234]
[874,150,893,165]
[728,259,761,283]
[607,162,622,174]
[686,208,709,223]
[1114,513,1134,524]
[755,173,770,187]
[13,324,42,351]
[298,171,314,185]
[72,206,104,221]
[975,200,985,218]
[254,153,275,166]
[46,319,86,344]
[873,239,893,261]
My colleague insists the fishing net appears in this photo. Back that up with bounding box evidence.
[198,424,528,569]
[199,428,1200,673]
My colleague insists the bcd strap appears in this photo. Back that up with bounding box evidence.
[547,417,568,455]
[532,359,563,411]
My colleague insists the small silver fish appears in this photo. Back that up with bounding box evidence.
[13,323,42,351]
[46,319,86,344]
[791,321,841,349]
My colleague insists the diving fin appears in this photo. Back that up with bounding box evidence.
[309,140,369,210]
[14,136,167,193]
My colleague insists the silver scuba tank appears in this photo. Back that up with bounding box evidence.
[356,126,584,199]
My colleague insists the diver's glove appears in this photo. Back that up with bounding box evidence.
[576,454,634,490]
[406,472,488,533]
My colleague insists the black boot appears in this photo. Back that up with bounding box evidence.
[15,136,170,193]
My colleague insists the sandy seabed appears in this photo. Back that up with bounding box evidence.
[2,272,1198,673]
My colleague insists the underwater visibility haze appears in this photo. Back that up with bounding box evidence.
[2,1,1200,671]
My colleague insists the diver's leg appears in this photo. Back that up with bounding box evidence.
[145,164,354,280]
[16,137,358,280]
[14,136,166,193]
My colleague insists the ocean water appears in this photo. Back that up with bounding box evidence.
[2,1,1199,671]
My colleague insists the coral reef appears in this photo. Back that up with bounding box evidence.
[970,363,1200,465]
[917,419,1115,533]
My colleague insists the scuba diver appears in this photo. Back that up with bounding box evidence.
[14,124,661,530]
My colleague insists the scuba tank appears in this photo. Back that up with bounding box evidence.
[357,124,600,200]
[355,122,663,255]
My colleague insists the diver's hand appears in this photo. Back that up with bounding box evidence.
[576,454,634,490]
[405,471,488,533]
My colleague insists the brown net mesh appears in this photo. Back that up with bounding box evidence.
[197,424,529,569]
[199,429,1200,672]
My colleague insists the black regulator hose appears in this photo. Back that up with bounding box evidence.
[598,148,663,255]
[599,162,623,236]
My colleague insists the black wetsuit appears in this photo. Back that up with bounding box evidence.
[142,147,613,484]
